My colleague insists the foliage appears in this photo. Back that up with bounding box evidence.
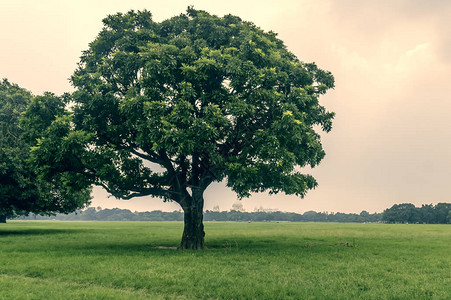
[0,79,91,221]
[18,207,383,223]
[20,202,451,224]
[22,93,93,212]
[67,8,335,199]
[30,8,335,247]
[382,202,451,224]
[0,79,35,219]
[1,222,450,299]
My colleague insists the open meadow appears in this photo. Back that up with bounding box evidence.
[0,221,450,299]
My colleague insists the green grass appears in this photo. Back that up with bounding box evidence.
[0,222,450,299]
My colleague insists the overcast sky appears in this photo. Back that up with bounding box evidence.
[2,0,450,213]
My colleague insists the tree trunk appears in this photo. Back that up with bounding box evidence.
[0,215,6,223]
[179,188,205,249]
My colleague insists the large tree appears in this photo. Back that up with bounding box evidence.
[0,79,32,222]
[32,8,334,248]
[0,79,91,222]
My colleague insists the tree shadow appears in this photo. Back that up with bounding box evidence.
[0,228,350,255]
[66,236,338,255]
[0,228,85,236]
[58,241,180,256]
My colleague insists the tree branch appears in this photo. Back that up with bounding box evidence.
[130,148,166,165]
[95,180,175,200]
[158,150,191,205]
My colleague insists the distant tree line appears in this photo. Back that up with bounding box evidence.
[16,207,382,223]
[15,203,451,223]
[205,210,383,223]
[382,203,451,224]
[16,208,184,222]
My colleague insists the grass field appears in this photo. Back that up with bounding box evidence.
[0,221,450,299]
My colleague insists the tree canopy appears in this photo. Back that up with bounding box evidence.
[31,8,335,248]
[0,79,91,222]
[382,203,451,224]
